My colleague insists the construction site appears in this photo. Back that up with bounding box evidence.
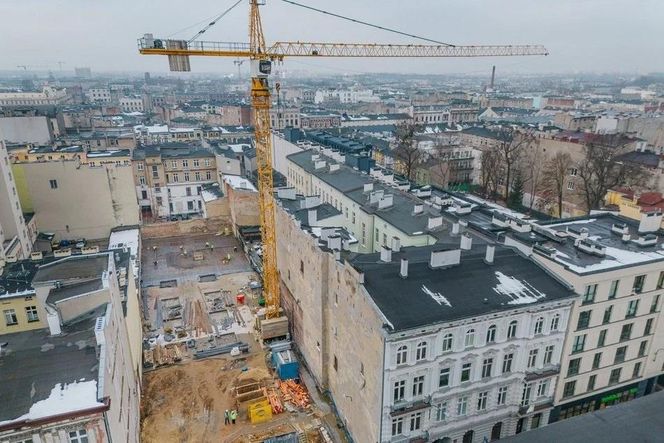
[140,231,341,442]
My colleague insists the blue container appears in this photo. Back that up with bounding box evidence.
[274,350,299,380]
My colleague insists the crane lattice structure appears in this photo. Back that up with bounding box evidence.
[138,0,548,322]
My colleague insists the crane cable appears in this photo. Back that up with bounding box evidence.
[187,0,243,43]
[280,0,454,47]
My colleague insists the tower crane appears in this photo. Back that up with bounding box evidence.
[138,0,548,332]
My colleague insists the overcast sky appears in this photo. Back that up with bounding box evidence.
[1,0,662,77]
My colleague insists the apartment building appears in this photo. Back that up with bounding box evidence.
[10,147,138,240]
[0,87,68,106]
[86,88,112,103]
[120,96,145,113]
[0,137,33,261]
[506,212,664,424]
[0,249,141,442]
[132,144,216,219]
[275,196,576,442]
[286,149,445,253]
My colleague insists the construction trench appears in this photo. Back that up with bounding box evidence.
[139,232,342,442]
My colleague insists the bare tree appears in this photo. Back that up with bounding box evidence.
[393,123,422,181]
[577,137,649,212]
[518,137,547,213]
[479,146,501,199]
[541,152,573,218]
[496,128,529,200]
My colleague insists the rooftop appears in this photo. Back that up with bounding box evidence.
[350,246,574,331]
[504,390,664,443]
[0,306,104,425]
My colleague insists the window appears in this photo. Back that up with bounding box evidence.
[615,346,627,364]
[182,159,189,168]
[633,275,646,293]
[482,358,493,378]
[521,382,532,406]
[633,362,642,378]
[570,167,578,176]
[609,280,619,299]
[49,179,58,189]
[572,334,586,353]
[534,317,544,334]
[567,358,581,377]
[186,187,192,197]
[609,368,621,384]
[464,329,475,348]
[393,380,406,401]
[603,306,613,324]
[536,379,549,397]
[645,318,654,335]
[620,323,633,341]
[457,397,468,416]
[300,260,304,274]
[173,173,179,183]
[193,159,200,167]
[187,201,194,211]
[137,162,144,171]
[152,165,159,178]
[531,413,542,429]
[528,349,539,368]
[477,391,488,411]
[396,346,408,365]
[184,172,190,182]
[442,333,453,353]
[194,171,201,181]
[657,272,664,290]
[507,320,518,339]
[4,309,17,326]
[592,352,602,369]
[486,324,497,343]
[334,355,338,371]
[206,171,212,180]
[502,353,513,374]
[583,284,597,304]
[409,412,422,431]
[626,300,639,318]
[412,376,424,397]
[497,386,508,405]
[577,311,591,330]
[205,158,211,167]
[416,342,427,361]
[566,181,575,191]
[563,381,576,398]
[391,417,404,436]
[651,295,660,313]
[544,345,554,365]
[25,306,38,322]
[435,402,448,421]
[439,368,450,387]
[638,340,647,357]
[68,429,88,443]
[587,374,597,391]
[139,176,146,185]
[461,363,472,382]
[550,313,561,331]
[598,329,607,347]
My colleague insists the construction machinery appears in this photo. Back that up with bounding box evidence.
[138,0,548,337]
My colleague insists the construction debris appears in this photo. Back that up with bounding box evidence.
[278,380,311,410]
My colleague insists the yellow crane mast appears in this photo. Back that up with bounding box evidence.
[138,0,548,329]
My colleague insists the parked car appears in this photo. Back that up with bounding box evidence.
[75,239,86,249]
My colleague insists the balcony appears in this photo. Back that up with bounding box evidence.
[525,364,560,381]
[390,396,432,415]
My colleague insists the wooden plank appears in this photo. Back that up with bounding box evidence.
[260,316,289,339]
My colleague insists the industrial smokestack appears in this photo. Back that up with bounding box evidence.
[490,65,496,90]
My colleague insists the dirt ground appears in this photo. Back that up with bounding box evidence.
[140,351,329,443]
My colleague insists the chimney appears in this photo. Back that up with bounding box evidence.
[484,244,495,264]
[427,216,443,231]
[363,183,374,193]
[452,222,460,235]
[329,163,340,172]
[46,310,62,336]
[333,249,341,261]
[301,195,320,209]
[430,249,461,268]
[490,65,496,90]
[277,187,296,200]
[639,211,663,233]
[327,234,341,250]
[460,233,473,250]
[413,204,424,215]
[399,258,408,278]
[308,209,317,226]
[391,236,401,253]
[370,190,384,204]
[378,194,394,209]
[622,233,631,242]
[314,160,326,170]
[380,245,392,262]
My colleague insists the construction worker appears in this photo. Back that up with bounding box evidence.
[230,409,237,424]
[224,409,230,425]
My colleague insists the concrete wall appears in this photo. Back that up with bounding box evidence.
[55,288,109,323]
[0,139,30,258]
[140,217,230,238]
[0,116,53,144]
[16,161,139,240]
[272,133,304,176]
[226,185,260,228]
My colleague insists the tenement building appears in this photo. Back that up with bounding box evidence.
[505,212,664,424]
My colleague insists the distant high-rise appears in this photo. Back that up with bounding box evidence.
[144,72,151,83]
[74,67,92,78]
